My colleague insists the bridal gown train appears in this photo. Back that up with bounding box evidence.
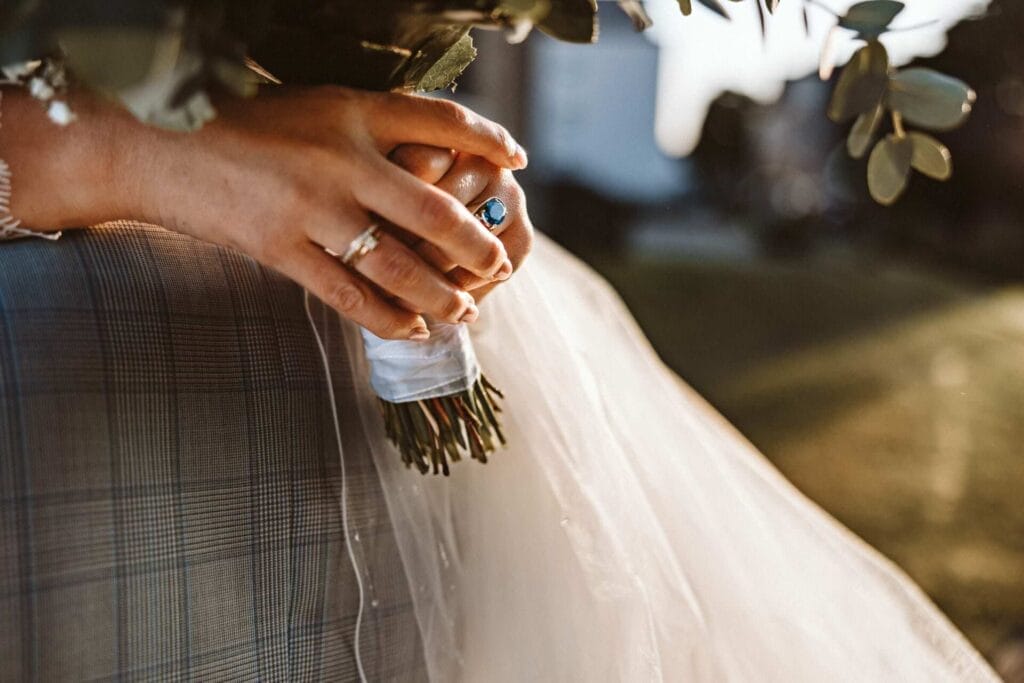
[0,224,998,681]
[333,233,999,682]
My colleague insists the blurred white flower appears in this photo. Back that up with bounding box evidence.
[645,0,990,155]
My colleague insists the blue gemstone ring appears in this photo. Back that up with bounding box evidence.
[473,197,508,231]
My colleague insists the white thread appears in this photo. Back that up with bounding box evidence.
[303,289,369,683]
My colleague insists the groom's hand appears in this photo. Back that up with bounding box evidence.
[390,144,534,298]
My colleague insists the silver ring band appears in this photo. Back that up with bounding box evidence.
[340,224,381,267]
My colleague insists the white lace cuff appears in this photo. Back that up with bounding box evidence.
[0,59,74,242]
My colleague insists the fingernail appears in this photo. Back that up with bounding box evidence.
[409,326,430,341]
[504,134,518,159]
[459,304,480,324]
[494,260,513,281]
[513,144,529,169]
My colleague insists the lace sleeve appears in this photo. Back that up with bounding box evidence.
[0,60,73,242]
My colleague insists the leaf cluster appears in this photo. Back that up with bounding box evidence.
[823,1,975,204]
[0,0,977,205]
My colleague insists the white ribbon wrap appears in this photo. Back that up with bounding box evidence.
[361,322,481,403]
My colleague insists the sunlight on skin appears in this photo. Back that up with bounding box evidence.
[644,0,991,155]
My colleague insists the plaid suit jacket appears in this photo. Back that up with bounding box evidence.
[0,224,427,681]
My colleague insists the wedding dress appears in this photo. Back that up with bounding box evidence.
[328,233,999,682]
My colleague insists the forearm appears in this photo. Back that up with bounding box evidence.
[0,87,152,231]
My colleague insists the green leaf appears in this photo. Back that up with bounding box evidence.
[867,134,913,205]
[57,27,175,91]
[909,131,952,181]
[415,32,476,92]
[847,102,884,159]
[613,0,651,32]
[827,41,889,123]
[699,0,730,18]
[838,1,905,39]
[887,68,976,131]
[540,0,598,42]
[678,0,729,18]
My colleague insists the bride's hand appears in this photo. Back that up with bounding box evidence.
[144,88,529,340]
[389,144,534,298]
[3,87,528,341]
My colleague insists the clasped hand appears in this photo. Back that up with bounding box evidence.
[2,85,534,341]
[157,88,534,341]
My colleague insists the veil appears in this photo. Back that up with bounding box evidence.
[337,235,998,681]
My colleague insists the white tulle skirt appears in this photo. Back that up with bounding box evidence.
[339,235,998,682]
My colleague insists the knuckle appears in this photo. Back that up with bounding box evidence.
[255,237,288,268]
[389,144,423,174]
[438,99,473,130]
[377,316,409,341]
[480,239,505,272]
[507,171,526,202]
[439,293,466,321]
[418,191,460,232]
[325,279,365,314]
[276,171,327,222]
[516,223,535,267]
[494,124,515,155]
[378,249,420,289]
[248,225,299,268]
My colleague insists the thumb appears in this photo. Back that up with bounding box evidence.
[389,144,457,184]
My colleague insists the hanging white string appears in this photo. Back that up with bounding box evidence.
[303,289,369,683]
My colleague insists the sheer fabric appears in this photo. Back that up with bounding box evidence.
[336,234,998,682]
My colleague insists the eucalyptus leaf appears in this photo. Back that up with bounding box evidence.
[497,0,551,18]
[613,0,651,32]
[699,0,730,18]
[847,103,884,159]
[887,68,975,131]
[827,40,889,123]
[838,0,904,39]
[540,0,598,42]
[867,134,913,205]
[57,27,176,91]
[678,0,730,18]
[415,31,476,91]
[909,131,952,181]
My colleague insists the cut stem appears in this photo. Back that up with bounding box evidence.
[379,374,506,476]
[892,110,906,138]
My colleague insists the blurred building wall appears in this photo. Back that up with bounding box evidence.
[465,11,690,204]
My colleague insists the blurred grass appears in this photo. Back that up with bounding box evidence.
[594,254,1024,656]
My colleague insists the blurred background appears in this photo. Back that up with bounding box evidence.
[453,0,1023,675]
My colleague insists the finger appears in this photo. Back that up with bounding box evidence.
[389,144,456,184]
[278,242,430,341]
[450,216,533,293]
[353,156,513,281]
[353,232,481,324]
[385,148,487,255]
[410,160,526,287]
[413,154,503,272]
[309,222,480,325]
[368,93,528,170]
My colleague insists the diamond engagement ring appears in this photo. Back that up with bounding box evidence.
[474,197,508,231]
[340,223,381,267]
